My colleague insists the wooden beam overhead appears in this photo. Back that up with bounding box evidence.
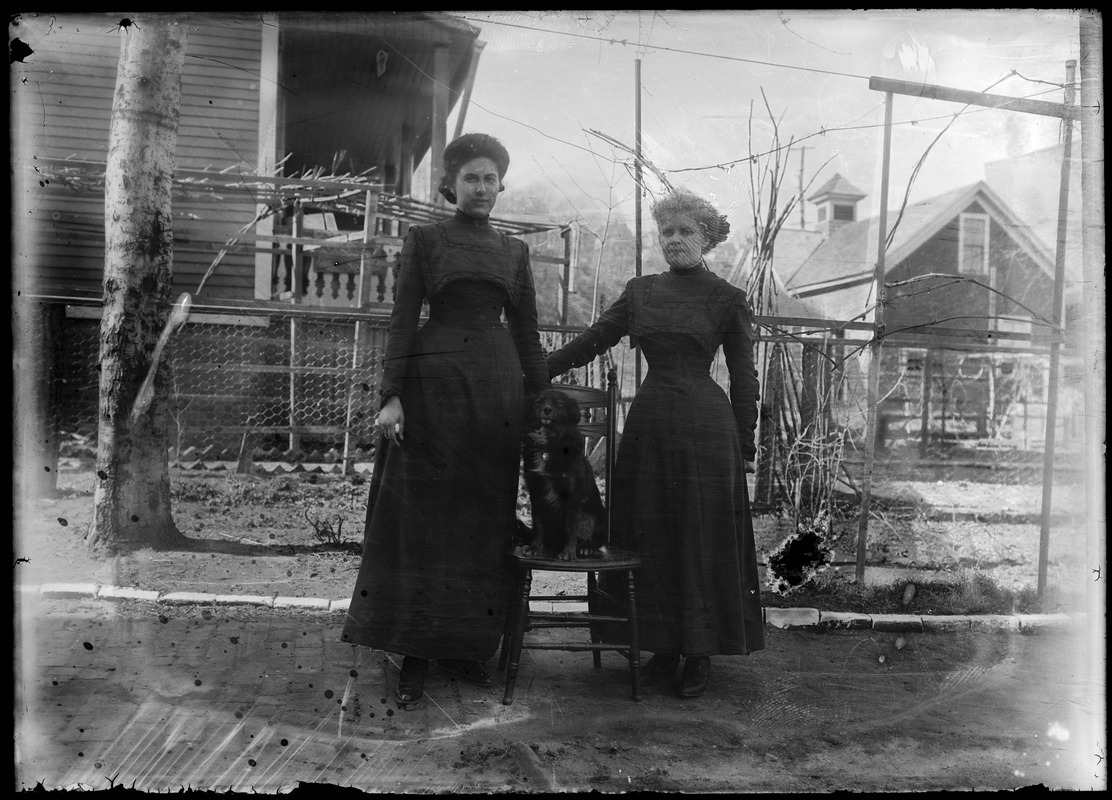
[868,76,1086,121]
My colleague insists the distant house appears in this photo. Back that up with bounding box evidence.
[785,174,1057,343]
[984,137,1084,349]
[742,173,1072,449]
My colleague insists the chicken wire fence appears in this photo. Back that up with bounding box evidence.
[56,306,606,472]
[744,334,1086,518]
[53,304,1083,498]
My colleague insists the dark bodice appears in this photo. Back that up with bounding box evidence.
[426,280,506,328]
[546,268,760,459]
[379,211,549,403]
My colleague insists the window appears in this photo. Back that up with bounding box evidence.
[959,213,989,274]
[833,204,855,222]
[816,207,827,223]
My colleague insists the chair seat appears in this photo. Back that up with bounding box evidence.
[509,547,641,572]
[577,421,607,437]
[546,383,606,407]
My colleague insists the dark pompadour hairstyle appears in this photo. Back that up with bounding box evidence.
[442,133,510,181]
[438,133,510,204]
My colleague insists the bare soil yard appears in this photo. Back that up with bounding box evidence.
[16,461,1090,615]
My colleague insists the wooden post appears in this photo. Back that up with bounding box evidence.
[253,14,279,301]
[560,226,572,326]
[1037,61,1077,596]
[855,90,894,584]
[289,198,303,453]
[939,356,948,441]
[919,349,933,458]
[755,344,784,509]
[400,123,414,201]
[800,344,822,509]
[634,58,643,389]
[430,44,449,204]
[453,40,485,140]
[343,190,378,475]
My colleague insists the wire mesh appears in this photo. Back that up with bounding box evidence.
[55,303,1085,490]
[58,307,601,471]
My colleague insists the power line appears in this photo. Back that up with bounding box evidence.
[461,13,1075,95]
[456,13,873,82]
[664,84,1069,176]
[389,15,1077,208]
[379,39,621,165]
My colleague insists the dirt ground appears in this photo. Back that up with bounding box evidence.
[14,464,1103,793]
[15,461,1090,613]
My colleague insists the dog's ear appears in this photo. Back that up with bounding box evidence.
[562,395,581,425]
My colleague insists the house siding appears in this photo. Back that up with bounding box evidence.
[884,211,1053,337]
[14,16,263,301]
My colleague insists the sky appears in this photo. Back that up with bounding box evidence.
[439,10,1085,240]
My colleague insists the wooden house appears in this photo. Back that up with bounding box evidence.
[757,174,1065,449]
[12,12,576,468]
[13,11,497,307]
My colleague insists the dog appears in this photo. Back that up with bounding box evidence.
[520,388,608,560]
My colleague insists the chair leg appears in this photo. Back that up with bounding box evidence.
[498,573,519,672]
[627,569,641,701]
[502,568,533,706]
[587,571,602,669]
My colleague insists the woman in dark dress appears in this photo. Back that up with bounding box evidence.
[341,133,549,705]
[546,188,764,698]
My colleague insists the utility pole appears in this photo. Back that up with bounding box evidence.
[634,58,643,389]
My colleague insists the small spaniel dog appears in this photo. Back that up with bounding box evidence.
[520,388,608,560]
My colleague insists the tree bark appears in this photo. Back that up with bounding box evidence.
[87,17,188,554]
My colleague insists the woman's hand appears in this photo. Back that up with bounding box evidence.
[377,396,404,446]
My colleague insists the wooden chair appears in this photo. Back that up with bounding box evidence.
[499,369,642,705]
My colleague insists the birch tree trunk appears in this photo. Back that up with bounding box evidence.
[87,17,188,553]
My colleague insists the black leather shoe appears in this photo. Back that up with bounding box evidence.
[640,652,681,687]
[394,656,429,705]
[678,656,712,698]
[437,659,494,688]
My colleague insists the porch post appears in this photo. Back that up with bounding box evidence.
[430,43,449,204]
[254,13,280,301]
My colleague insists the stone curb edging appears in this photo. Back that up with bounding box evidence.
[18,583,1083,631]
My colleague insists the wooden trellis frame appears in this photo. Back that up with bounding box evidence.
[861,72,1082,591]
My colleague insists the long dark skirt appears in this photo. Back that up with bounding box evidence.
[597,362,765,656]
[340,320,525,661]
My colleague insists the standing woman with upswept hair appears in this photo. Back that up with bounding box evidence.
[341,133,549,706]
[546,188,764,698]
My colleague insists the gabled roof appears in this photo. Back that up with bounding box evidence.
[807,174,866,202]
[785,181,1056,298]
[725,237,823,320]
[747,228,826,288]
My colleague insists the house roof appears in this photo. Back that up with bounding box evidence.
[807,174,866,201]
[724,238,823,320]
[785,181,1056,299]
